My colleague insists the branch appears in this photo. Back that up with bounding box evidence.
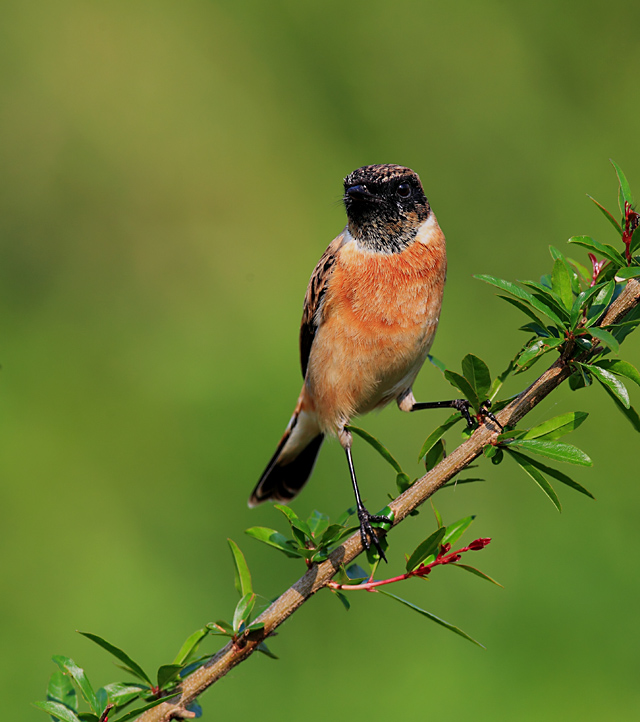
[138,279,640,722]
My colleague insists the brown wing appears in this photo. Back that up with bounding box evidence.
[299,232,345,378]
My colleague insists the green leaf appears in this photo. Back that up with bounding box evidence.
[186,700,204,718]
[256,642,279,660]
[505,439,592,466]
[517,337,564,367]
[228,539,253,598]
[346,563,369,581]
[610,303,640,344]
[233,593,255,633]
[594,359,640,388]
[101,683,146,707]
[517,454,595,500]
[306,510,330,537]
[406,527,446,572]
[34,701,82,722]
[551,258,574,310]
[587,194,623,234]
[549,245,565,262]
[156,664,182,690]
[441,477,485,488]
[396,471,412,493]
[417,413,462,461]
[519,321,552,337]
[585,280,616,327]
[586,327,619,353]
[522,412,588,441]
[516,338,544,367]
[245,527,303,558]
[365,531,389,572]
[461,354,492,399]
[427,354,447,373]
[206,620,234,636]
[568,236,626,267]
[347,425,403,474]
[615,266,640,280]
[335,506,356,527]
[610,159,635,212]
[553,249,582,295]
[331,589,351,611]
[476,274,567,325]
[505,449,562,511]
[319,523,359,547]
[442,516,475,548]
[52,657,100,716]
[567,256,593,283]
[453,564,503,587]
[274,504,313,543]
[496,295,549,327]
[47,670,78,712]
[599,384,640,432]
[96,688,108,716]
[582,363,630,408]
[520,281,571,323]
[371,505,394,530]
[424,439,445,472]
[78,633,151,686]
[570,284,606,329]
[172,628,208,667]
[483,444,499,459]
[444,370,480,410]
[378,590,484,647]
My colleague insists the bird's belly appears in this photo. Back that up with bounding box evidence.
[307,316,436,429]
[306,237,446,433]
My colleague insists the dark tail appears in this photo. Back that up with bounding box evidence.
[249,414,324,507]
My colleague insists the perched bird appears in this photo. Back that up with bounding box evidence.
[250,164,460,559]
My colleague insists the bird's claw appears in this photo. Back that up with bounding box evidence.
[453,398,503,431]
[357,506,388,563]
[451,398,474,427]
[478,399,504,431]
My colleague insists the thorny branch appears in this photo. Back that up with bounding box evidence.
[138,279,640,722]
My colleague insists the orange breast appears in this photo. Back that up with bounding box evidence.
[305,218,446,432]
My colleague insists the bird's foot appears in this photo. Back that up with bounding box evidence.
[450,398,474,427]
[451,399,503,431]
[357,505,389,563]
[477,399,503,431]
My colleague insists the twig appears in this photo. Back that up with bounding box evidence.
[138,279,640,722]
[327,538,491,591]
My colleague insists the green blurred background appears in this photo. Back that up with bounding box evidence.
[2,1,639,719]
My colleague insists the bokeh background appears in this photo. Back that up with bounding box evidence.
[2,1,640,720]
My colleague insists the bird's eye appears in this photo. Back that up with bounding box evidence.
[396,183,412,198]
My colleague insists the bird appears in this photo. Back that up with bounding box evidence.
[249,163,459,559]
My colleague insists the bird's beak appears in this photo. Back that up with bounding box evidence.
[346,184,376,201]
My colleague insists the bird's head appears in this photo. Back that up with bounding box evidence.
[343,164,431,252]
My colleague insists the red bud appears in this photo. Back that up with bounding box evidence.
[468,537,491,550]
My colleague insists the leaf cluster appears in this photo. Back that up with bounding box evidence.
[246,504,360,564]
[35,629,208,722]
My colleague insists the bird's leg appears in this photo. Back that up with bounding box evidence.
[339,428,389,562]
[398,391,502,431]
